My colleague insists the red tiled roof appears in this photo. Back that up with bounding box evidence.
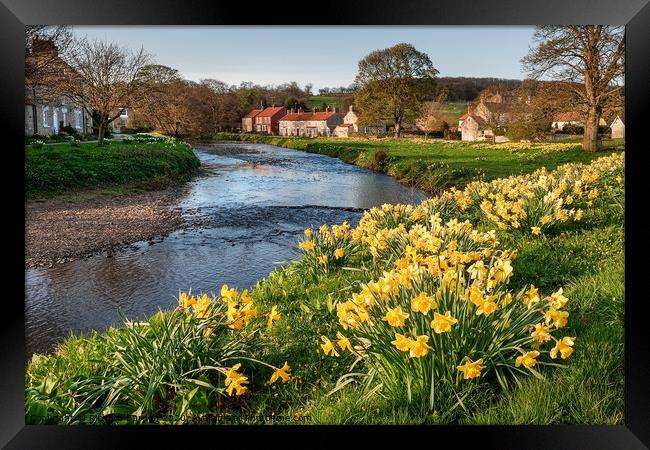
[280,111,339,122]
[553,111,582,122]
[257,106,286,118]
[459,112,473,120]
[243,109,262,119]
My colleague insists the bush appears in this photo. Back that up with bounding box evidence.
[374,149,388,165]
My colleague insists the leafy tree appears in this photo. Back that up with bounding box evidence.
[522,26,624,151]
[354,43,439,138]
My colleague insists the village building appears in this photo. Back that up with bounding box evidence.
[551,111,607,131]
[279,107,343,137]
[460,99,513,142]
[242,108,262,133]
[25,92,93,137]
[253,105,286,135]
[610,115,625,139]
[333,105,388,137]
[110,108,132,132]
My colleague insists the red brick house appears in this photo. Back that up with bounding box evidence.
[253,105,287,135]
[242,108,262,133]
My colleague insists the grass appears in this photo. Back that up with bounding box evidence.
[213,132,621,195]
[25,143,624,425]
[25,136,200,199]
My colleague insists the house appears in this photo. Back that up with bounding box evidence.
[279,107,344,137]
[552,111,607,130]
[25,88,93,136]
[334,105,387,137]
[461,115,493,141]
[253,105,287,135]
[110,108,132,132]
[610,115,625,139]
[460,99,513,142]
[24,39,93,137]
[242,108,262,133]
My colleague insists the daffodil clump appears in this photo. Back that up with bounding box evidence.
[297,222,356,278]
[422,152,624,234]
[319,213,576,410]
[177,286,291,398]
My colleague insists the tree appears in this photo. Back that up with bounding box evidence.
[416,102,447,138]
[354,43,439,138]
[57,38,152,144]
[522,26,625,151]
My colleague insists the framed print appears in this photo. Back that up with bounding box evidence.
[2,0,649,447]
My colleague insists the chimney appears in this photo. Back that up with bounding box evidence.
[313,107,316,113]
[272,103,275,108]
[349,104,354,112]
[298,107,303,113]
[325,106,330,113]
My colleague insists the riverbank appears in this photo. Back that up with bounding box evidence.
[26,135,200,199]
[25,183,191,269]
[26,152,625,425]
[213,132,622,194]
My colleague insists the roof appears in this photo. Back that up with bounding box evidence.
[280,111,339,122]
[553,111,582,122]
[459,112,473,120]
[480,102,512,114]
[464,115,489,127]
[257,106,286,118]
[243,109,262,119]
[336,123,354,128]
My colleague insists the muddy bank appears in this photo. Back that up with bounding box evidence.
[25,184,193,269]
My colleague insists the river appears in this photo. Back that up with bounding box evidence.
[25,141,428,356]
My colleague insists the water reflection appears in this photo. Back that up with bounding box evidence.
[25,141,428,355]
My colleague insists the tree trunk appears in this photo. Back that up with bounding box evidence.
[583,106,601,152]
[394,120,402,138]
[97,122,105,145]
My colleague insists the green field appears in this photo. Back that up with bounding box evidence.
[25,136,200,199]
[25,148,625,425]
[213,133,622,194]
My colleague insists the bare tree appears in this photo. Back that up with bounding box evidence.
[57,38,152,144]
[522,26,625,151]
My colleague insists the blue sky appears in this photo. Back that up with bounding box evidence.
[73,26,536,90]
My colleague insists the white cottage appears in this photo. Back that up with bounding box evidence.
[610,115,625,139]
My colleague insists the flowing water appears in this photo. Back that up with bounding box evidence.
[25,141,428,355]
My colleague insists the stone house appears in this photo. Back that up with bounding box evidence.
[242,108,262,133]
[610,115,625,139]
[460,100,513,141]
[110,108,133,132]
[279,107,343,137]
[333,105,388,137]
[253,105,286,135]
[25,95,93,137]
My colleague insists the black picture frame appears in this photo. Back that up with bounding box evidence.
[2,0,648,447]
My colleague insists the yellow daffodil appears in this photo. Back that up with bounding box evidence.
[304,228,312,237]
[531,323,552,345]
[550,288,568,309]
[531,226,541,235]
[391,333,414,352]
[431,311,458,334]
[545,308,569,329]
[299,240,315,252]
[318,254,328,265]
[515,350,540,369]
[476,299,498,316]
[411,292,437,315]
[409,335,432,358]
[523,284,540,307]
[383,306,409,327]
[221,284,237,303]
[320,336,339,357]
[267,305,281,329]
[336,331,352,352]
[269,362,291,384]
[334,248,345,259]
[456,358,485,379]
[550,336,575,359]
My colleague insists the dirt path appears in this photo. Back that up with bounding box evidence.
[25,185,191,269]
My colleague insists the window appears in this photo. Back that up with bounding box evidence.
[42,105,50,128]
[75,109,82,129]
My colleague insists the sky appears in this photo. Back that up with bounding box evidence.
[73,26,537,91]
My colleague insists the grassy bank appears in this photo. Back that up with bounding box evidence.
[25,135,200,199]
[213,132,621,194]
[26,152,624,425]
